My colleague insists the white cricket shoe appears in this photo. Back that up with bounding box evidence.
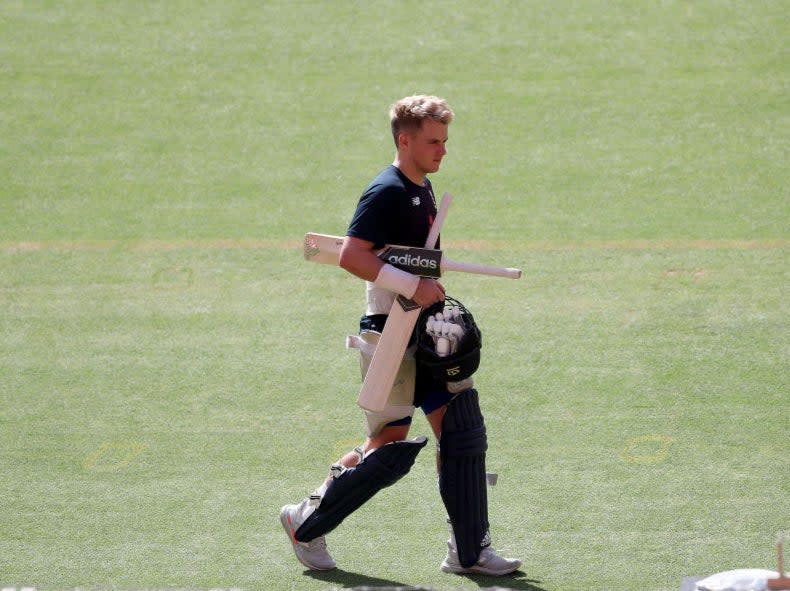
[441,542,522,576]
[280,503,336,571]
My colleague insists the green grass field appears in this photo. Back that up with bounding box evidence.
[1,2,788,590]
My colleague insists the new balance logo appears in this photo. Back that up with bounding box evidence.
[411,196,420,206]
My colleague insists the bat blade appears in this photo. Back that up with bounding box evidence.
[355,295,422,412]
[303,233,344,265]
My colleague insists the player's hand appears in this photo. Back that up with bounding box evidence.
[412,278,445,308]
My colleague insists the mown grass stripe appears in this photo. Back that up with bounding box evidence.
[0,238,787,253]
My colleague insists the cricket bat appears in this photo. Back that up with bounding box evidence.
[355,192,453,412]
[303,233,522,280]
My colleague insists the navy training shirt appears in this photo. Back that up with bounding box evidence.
[346,165,439,249]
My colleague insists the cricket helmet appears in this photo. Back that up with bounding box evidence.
[416,296,482,382]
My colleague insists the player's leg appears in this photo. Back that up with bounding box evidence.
[433,389,521,575]
[281,321,425,570]
[425,402,447,438]
[333,422,410,474]
[419,377,521,575]
[416,298,521,575]
[280,420,422,570]
[293,434,427,543]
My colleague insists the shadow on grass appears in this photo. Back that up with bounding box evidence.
[305,567,548,590]
[454,569,549,590]
[304,568,410,588]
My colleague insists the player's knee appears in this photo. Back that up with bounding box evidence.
[440,388,488,455]
[366,422,412,453]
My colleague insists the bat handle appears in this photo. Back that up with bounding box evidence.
[425,192,453,249]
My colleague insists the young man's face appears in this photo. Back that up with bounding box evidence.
[401,119,449,176]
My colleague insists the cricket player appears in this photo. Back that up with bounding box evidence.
[280,95,522,575]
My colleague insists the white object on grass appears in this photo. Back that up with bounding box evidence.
[695,569,778,591]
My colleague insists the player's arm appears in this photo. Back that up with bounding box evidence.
[339,236,445,307]
[338,236,384,282]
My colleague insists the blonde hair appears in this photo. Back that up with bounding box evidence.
[389,95,454,148]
